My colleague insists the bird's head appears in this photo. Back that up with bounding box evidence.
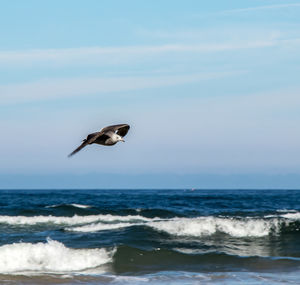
[117,135,125,142]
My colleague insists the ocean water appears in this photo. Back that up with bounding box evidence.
[0,189,300,284]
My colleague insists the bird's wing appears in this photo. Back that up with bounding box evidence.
[85,132,102,143]
[102,124,130,137]
[85,132,112,144]
[68,140,89,157]
[68,132,107,157]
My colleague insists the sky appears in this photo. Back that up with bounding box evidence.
[1,0,300,188]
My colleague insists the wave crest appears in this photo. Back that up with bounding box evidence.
[0,239,114,274]
[149,217,283,237]
[1,213,299,237]
[0,214,152,226]
[69,216,289,237]
[46,203,91,209]
[66,222,138,232]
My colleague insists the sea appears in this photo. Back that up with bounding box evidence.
[0,189,300,284]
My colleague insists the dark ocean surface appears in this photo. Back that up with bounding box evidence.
[0,189,300,284]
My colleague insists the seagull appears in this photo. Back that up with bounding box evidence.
[68,124,130,157]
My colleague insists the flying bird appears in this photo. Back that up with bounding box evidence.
[68,124,130,157]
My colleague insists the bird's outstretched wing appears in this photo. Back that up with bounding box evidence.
[102,124,130,137]
[68,140,89,157]
[68,132,102,157]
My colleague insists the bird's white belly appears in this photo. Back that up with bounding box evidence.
[105,137,117,145]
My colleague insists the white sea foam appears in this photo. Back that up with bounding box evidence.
[276,209,297,213]
[66,216,287,237]
[46,204,91,209]
[0,239,114,274]
[0,214,153,226]
[66,222,139,232]
[280,212,300,219]
[265,211,300,219]
[110,275,149,283]
[0,213,296,237]
[45,204,60,208]
[70,203,91,209]
[148,217,283,237]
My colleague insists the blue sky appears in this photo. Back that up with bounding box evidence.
[1,0,300,188]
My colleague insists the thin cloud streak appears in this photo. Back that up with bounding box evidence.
[221,3,300,14]
[0,41,278,66]
[0,71,238,104]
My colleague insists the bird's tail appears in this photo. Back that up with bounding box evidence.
[68,141,89,157]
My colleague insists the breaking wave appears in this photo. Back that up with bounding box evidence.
[0,214,153,226]
[66,222,139,232]
[0,239,114,275]
[148,217,284,237]
[67,216,300,237]
[1,213,300,237]
[1,241,300,277]
[280,212,300,219]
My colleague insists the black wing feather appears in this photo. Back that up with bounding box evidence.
[68,141,89,157]
[117,125,130,137]
[102,124,130,137]
[68,132,101,157]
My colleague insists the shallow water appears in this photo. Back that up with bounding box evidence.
[0,189,300,284]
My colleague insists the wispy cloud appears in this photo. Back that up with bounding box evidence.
[0,72,238,105]
[221,3,300,14]
[0,41,279,67]
[1,34,300,68]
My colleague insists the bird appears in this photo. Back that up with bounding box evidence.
[68,124,130,157]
